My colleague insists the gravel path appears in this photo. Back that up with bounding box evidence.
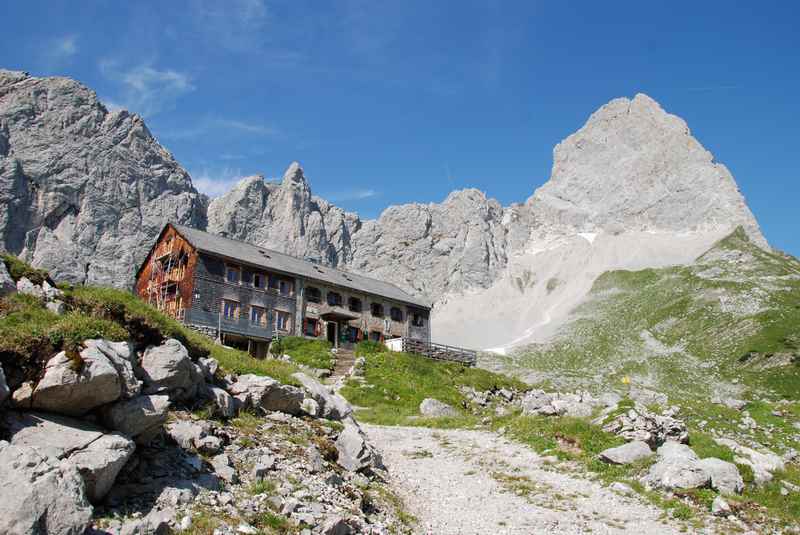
[363,425,690,535]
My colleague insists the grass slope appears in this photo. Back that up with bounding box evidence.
[0,256,299,384]
[340,341,527,427]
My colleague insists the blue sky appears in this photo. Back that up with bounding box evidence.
[2,1,798,255]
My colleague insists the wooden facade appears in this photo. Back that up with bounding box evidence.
[135,224,432,357]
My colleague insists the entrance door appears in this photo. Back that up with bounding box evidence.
[326,321,337,346]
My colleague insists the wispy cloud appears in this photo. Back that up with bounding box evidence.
[191,167,250,197]
[326,188,379,202]
[41,34,79,66]
[189,0,269,51]
[99,61,195,117]
[159,117,280,140]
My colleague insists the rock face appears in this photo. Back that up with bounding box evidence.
[0,440,93,535]
[0,69,205,287]
[3,411,135,503]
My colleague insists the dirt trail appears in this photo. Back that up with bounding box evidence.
[364,425,696,535]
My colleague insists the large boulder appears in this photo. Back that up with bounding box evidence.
[419,398,459,418]
[0,440,93,535]
[697,457,744,495]
[599,441,654,465]
[0,364,8,405]
[602,406,688,448]
[714,438,784,484]
[292,372,352,420]
[140,339,202,401]
[102,394,171,444]
[643,442,710,491]
[227,374,307,415]
[0,260,14,296]
[335,418,385,476]
[2,411,135,503]
[85,339,141,398]
[30,346,123,416]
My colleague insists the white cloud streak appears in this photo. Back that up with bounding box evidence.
[191,167,250,197]
[99,61,195,117]
[327,188,378,201]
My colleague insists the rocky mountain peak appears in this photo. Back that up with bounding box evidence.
[281,161,306,185]
[0,70,205,285]
[529,93,767,247]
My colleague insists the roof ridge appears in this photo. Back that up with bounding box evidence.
[171,223,428,307]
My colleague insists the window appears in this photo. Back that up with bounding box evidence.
[250,305,267,327]
[370,302,384,317]
[304,318,318,337]
[306,287,321,303]
[348,297,362,312]
[268,275,279,290]
[275,310,291,332]
[327,292,343,306]
[222,299,240,320]
[252,273,264,289]
[390,307,404,322]
[369,330,382,342]
[412,313,425,327]
[279,279,293,297]
[225,265,240,284]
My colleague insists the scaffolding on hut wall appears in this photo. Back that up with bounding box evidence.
[146,237,188,321]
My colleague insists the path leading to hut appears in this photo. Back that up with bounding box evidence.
[363,425,693,535]
[330,348,356,380]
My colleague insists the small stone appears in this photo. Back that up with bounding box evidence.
[610,481,634,495]
[237,523,258,534]
[712,496,732,516]
[419,398,459,418]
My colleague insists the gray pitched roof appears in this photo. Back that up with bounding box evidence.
[171,224,430,309]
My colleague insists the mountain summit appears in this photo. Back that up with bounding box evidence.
[530,93,766,246]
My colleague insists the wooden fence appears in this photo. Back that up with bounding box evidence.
[400,337,477,367]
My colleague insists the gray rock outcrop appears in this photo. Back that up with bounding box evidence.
[30,346,123,416]
[292,372,353,420]
[0,69,205,287]
[3,411,135,503]
[335,419,385,475]
[599,441,654,465]
[0,440,93,535]
[714,437,784,484]
[419,398,459,418]
[102,394,171,443]
[602,405,688,448]
[140,338,202,401]
[227,373,307,415]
